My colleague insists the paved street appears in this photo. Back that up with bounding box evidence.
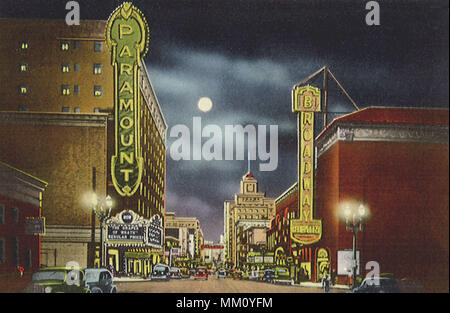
[114,276,347,293]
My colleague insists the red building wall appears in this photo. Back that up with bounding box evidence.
[316,140,449,292]
[0,195,41,275]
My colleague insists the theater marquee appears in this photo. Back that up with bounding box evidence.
[290,85,322,245]
[106,2,150,196]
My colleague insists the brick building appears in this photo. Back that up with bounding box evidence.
[270,107,449,292]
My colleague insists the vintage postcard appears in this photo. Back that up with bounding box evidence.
[0,0,448,303]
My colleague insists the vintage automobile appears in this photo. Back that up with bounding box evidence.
[84,268,117,293]
[232,270,243,280]
[249,270,260,281]
[217,269,227,279]
[25,267,89,293]
[273,267,293,285]
[194,267,208,280]
[169,267,183,279]
[350,276,401,293]
[151,263,170,281]
[261,269,275,284]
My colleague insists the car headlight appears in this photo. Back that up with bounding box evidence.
[44,286,52,293]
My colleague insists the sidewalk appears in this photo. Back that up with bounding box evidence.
[295,281,350,290]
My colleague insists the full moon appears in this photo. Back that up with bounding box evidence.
[198,97,213,112]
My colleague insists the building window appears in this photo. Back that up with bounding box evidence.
[0,205,4,224]
[74,63,80,72]
[19,85,28,95]
[61,64,70,73]
[93,64,102,75]
[0,238,4,264]
[26,249,32,267]
[74,85,80,95]
[20,63,28,72]
[93,107,100,113]
[12,237,19,266]
[18,105,28,112]
[94,86,103,97]
[61,41,69,51]
[20,42,28,50]
[94,41,103,52]
[62,107,70,113]
[11,207,19,223]
[74,107,80,113]
[73,40,79,50]
[61,85,70,96]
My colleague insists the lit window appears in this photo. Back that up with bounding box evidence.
[20,42,28,50]
[94,86,103,97]
[93,108,100,113]
[20,63,28,72]
[74,107,80,113]
[61,85,70,96]
[19,85,28,95]
[74,63,80,72]
[62,107,70,113]
[74,85,80,95]
[61,41,69,51]
[61,64,70,73]
[94,41,103,52]
[93,64,102,75]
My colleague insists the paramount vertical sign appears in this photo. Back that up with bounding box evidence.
[106,3,149,196]
[290,85,322,245]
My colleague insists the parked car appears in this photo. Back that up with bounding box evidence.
[217,269,227,279]
[273,267,293,285]
[25,267,89,293]
[84,268,117,293]
[194,267,208,280]
[232,270,243,280]
[151,263,170,281]
[249,270,260,281]
[169,267,183,279]
[262,269,275,284]
[350,276,401,293]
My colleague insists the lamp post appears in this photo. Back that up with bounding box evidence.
[341,202,369,290]
[91,194,113,268]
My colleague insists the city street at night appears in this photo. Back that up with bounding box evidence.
[114,276,347,293]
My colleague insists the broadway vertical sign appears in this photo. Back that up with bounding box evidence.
[106,2,149,196]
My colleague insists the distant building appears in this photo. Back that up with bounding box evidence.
[0,161,47,286]
[224,172,276,268]
[165,212,204,261]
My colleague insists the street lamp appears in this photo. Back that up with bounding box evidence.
[91,193,114,268]
[338,201,370,290]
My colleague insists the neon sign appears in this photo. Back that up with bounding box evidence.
[106,2,149,196]
[290,85,322,245]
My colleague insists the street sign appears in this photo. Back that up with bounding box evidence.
[24,217,45,235]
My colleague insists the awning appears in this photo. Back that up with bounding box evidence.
[124,251,152,259]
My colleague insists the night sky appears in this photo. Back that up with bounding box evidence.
[1,0,448,242]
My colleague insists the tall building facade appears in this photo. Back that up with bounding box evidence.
[224,172,276,268]
[0,14,167,275]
